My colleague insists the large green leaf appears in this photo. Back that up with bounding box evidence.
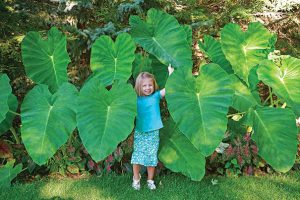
[151,55,169,88]
[0,160,22,188]
[182,25,193,45]
[21,83,78,165]
[130,8,192,68]
[198,35,233,74]
[166,64,234,156]
[21,27,70,93]
[257,57,300,115]
[0,94,18,135]
[132,53,153,80]
[77,78,136,161]
[248,65,261,104]
[90,33,136,86]
[221,22,276,85]
[230,74,259,112]
[0,74,11,123]
[159,118,205,181]
[250,107,298,172]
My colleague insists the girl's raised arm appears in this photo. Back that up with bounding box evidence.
[160,65,174,98]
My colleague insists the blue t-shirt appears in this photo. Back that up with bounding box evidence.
[135,91,163,132]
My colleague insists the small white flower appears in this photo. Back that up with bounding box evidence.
[215,142,229,153]
[211,179,218,185]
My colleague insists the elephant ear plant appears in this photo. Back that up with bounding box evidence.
[20,27,78,166]
[200,22,299,173]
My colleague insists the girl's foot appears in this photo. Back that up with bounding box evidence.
[147,180,156,190]
[132,174,141,190]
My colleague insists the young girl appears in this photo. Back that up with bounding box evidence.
[131,66,173,190]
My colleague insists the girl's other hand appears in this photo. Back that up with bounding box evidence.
[168,64,174,75]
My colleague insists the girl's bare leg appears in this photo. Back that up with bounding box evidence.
[133,164,140,180]
[147,166,155,180]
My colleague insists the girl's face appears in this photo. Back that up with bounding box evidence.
[141,78,154,96]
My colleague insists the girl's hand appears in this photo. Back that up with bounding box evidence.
[168,64,174,75]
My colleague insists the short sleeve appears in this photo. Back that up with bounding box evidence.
[154,91,162,99]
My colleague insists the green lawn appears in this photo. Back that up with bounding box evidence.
[1,172,300,200]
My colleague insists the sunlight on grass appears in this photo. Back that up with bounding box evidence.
[38,179,108,200]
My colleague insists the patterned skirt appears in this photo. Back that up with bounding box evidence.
[131,129,160,167]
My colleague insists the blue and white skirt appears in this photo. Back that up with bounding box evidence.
[131,129,159,167]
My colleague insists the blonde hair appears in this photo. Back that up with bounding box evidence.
[135,72,159,96]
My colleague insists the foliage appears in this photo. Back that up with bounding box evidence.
[77,79,136,162]
[166,64,234,156]
[198,35,233,74]
[0,74,11,123]
[221,22,276,85]
[158,118,205,181]
[90,33,136,86]
[0,160,22,187]
[47,131,89,176]
[129,8,192,68]
[200,22,299,173]
[209,126,264,177]
[21,83,78,166]
[117,0,144,22]
[257,58,300,115]
[0,95,18,135]
[21,27,71,93]
[76,22,116,49]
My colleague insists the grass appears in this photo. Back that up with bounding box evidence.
[1,172,300,200]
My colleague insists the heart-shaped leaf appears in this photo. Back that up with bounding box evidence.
[0,74,11,123]
[77,78,136,161]
[130,8,192,68]
[250,107,298,172]
[166,64,234,156]
[221,22,276,85]
[159,118,205,181]
[90,33,136,86]
[257,57,300,115]
[0,94,18,135]
[0,160,22,188]
[21,27,70,93]
[21,83,78,165]
[198,35,233,74]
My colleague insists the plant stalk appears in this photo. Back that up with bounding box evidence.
[8,110,20,116]
[268,86,274,106]
[10,127,20,144]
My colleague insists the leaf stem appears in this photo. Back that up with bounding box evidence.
[8,110,20,116]
[10,127,20,144]
[262,95,271,106]
[268,86,274,106]
[227,112,246,118]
